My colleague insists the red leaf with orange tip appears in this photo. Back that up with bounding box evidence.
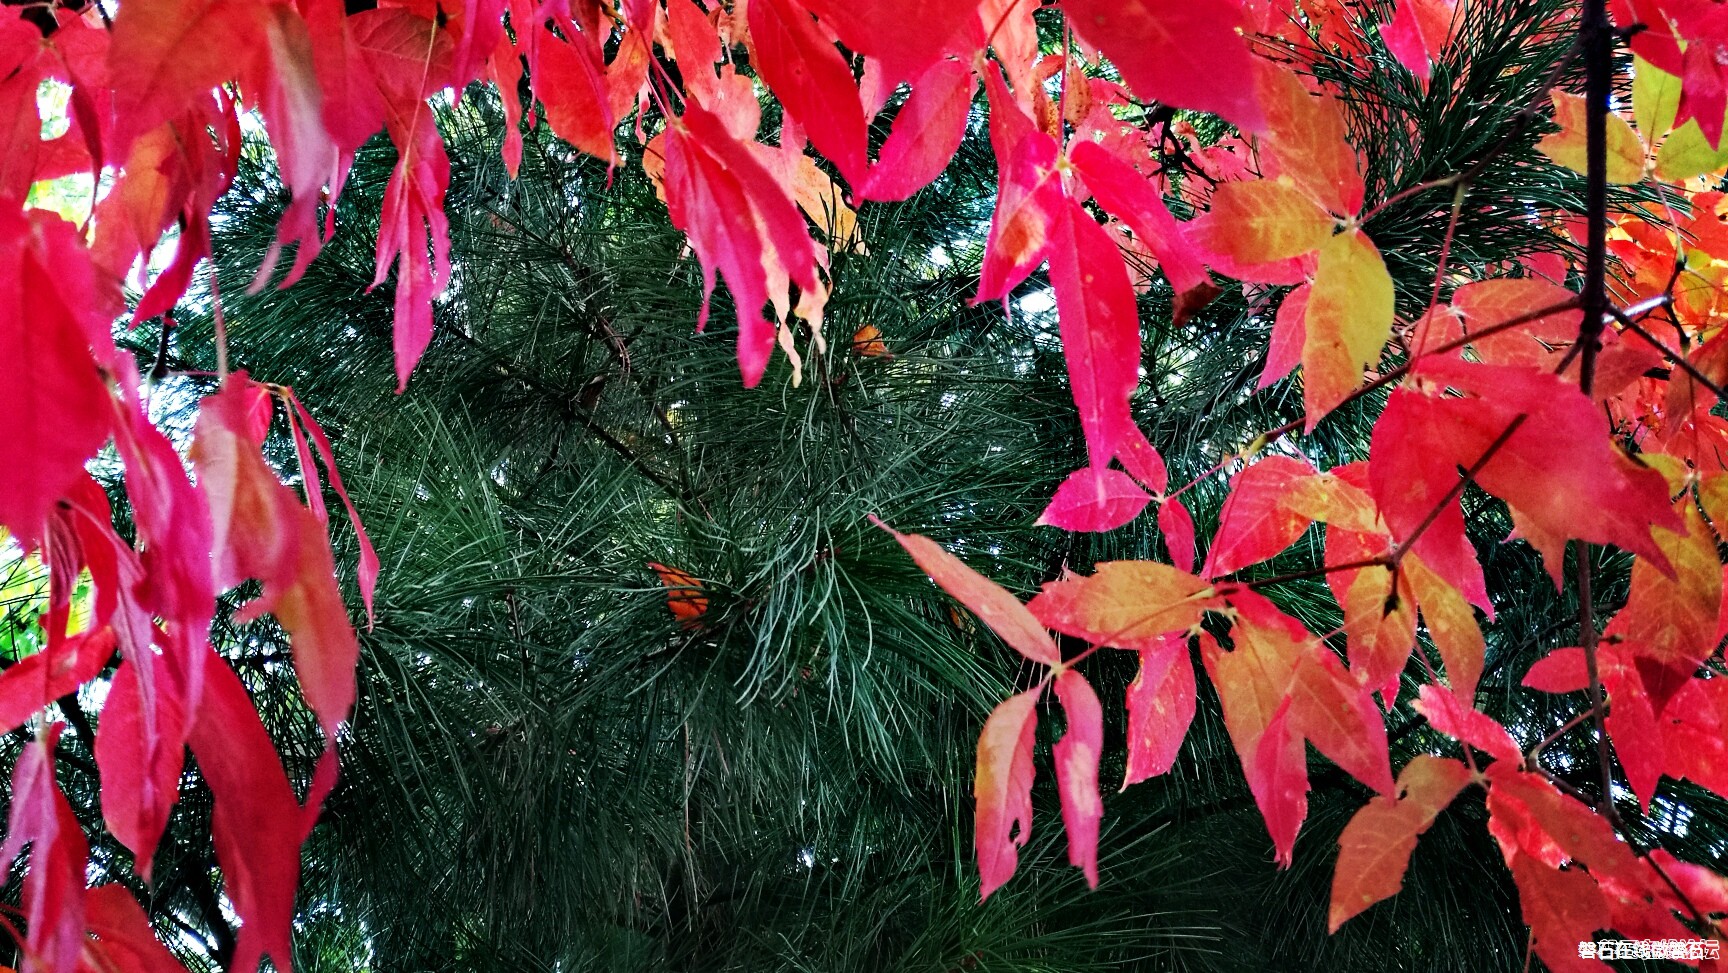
[860,58,975,202]
[1122,636,1195,788]
[876,519,1059,666]
[191,376,359,741]
[530,23,616,164]
[1,724,87,973]
[974,67,1062,304]
[648,562,710,629]
[1028,561,1215,651]
[747,0,868,186]
[1062,0,1264,132]
[975,689,1039,900]
[1053,669,1104,887]
[1037,466,1152,532]
[1330,755,1472,931]
[1255,64,1364,217]
[1202,455,1322,578]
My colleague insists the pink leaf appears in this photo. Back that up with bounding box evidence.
[1037,466,1152,532]
[1053,669,1104,886]
[1413,684,1522,764]
[1048,198,1143,470]
[1068,140,1210,296]
[975,689,1040,899]
[95,658,187,883]
[860,58,975,202]
[1,725,87,973]
[0,208,119,546]
[290,395,382,627]
[875,518,1060,665]
[747,0,868,186]
[1260,283,1309,390]
[1158,497,1197,573]
[1122,636,1196,787]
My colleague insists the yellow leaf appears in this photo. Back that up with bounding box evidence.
[1189,180,1334,265]
[1026,561,1214,650]
[1633,55,1681,140]
[1302,229,1394,425]
[1656,118,1728,182]
[1536,90,1645,184]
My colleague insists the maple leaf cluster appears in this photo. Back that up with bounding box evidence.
[5,0,1728,967]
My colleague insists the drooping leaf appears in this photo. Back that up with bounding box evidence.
[1329,755,1472,931]
[877,519,1059,665]
[288,395,381,627]
[186,649,324,973]
[94,658,187,885]
[84,884,194,973]
[1047,199,1145,469]
[1053,669,1104,887]
[191,377,359,740]
[975,689,1040,900]
[747,0,868,186]
[0,208,120,546]
[859,58,975,201]
[0,724,86,973]
[1122,636,1196,788]
[1068,139,1210,296]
